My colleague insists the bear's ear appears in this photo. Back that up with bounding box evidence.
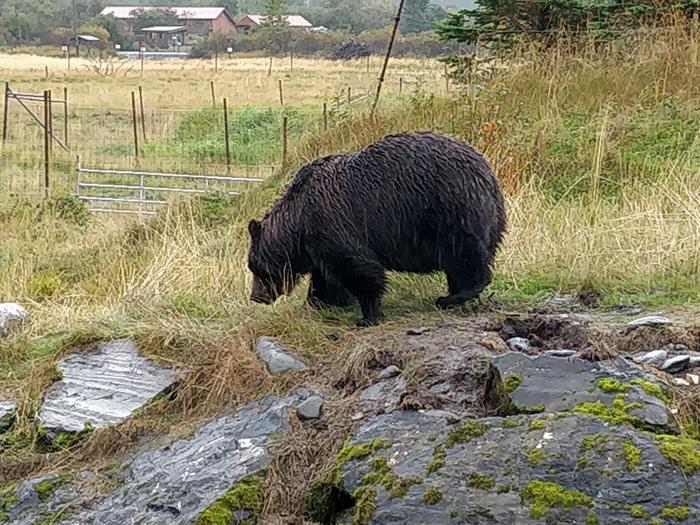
[248,219,262,239]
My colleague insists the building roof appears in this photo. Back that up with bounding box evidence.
[140,25,187,32]
[100,6,230,21]
[237,14,313,28]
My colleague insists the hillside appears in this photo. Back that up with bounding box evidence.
[1,21,700,525]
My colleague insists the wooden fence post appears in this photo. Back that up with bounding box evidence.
[290,48,294,72]
[347,87,351,104]
[2,82,9,145]
[45,66,49,79]
[138,86,147,143]
[278,80,284,106]
[210,80,216,108]
[43,90,50,198]
[323,102,328,132]
[63,87,69,148]
[268,55,273,76]
[131,91,139,159]
[47,90,53,154]
[223,97,231,172]
[445,63,450,93]
[282,116,288,167]
[399,77,403,94]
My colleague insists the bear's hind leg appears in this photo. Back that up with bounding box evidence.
[307,269,356,309]
[437,243,492,310]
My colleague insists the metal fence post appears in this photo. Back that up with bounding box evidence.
[223,97,231,174]
[75,155,81,197]
[43,90,50,199]
[2,82,9,145]
[282,116,288,167]
[64,87,69,148]
[131,91,140,159]
[138,86,147,143]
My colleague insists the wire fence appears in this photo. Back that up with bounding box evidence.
[0,85,379,199]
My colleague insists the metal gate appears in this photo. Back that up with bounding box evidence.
[76,158,265,216]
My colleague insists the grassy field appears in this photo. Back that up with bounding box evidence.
[1,24,700,519]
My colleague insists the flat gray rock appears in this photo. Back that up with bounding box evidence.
[297,395,324,420]
[37,339,181,434]
[0,303,28,337]
[330,411,699,525]
[490,352,671,429]
[4,392,312,525]
[543,349,577,358]
[254,337,308,375]
[360,376,407,414]
[0,400,16,432]
[627,315,672,326]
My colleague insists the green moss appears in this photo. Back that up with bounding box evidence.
[34,475,70,503]
[621,441,642,471]
[596,378,631,394]
[528,419,546,431]
[656,435,700,475]
[337,439,392,468]
[629,379,669,403]
[466,473,495,490]
[572,395,644,427]
[195,475,263,525]
[352,486,376,525]
[650,519,664,525]
[628,504,646,518]
[504,374,523,393]
[502,417,521,429]
[422,487,443,505]
[520,481,593,519]
[444,420,488,449]
[515,403,546,414]
[527,448,546,466]
[660,504,689,521]
[579,434,607,453]
[585,512,600,524]
[0,484,18,521]
[361,456,422,499]
[426,445,446,474]
[496,484,511,494]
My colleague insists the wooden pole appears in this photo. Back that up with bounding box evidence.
[268,55,273,77]
[347,87,352,104]
[43,90,50,198]
[67,47,71,70]
[210,80,216,108]
[282,116,288,167]
[140,47,144,77]
[445,63,450,93]
[131,91,139,159]
[223,97,231,170]
[290,48,294,72]
[2,82,9,145]
[45,65,49,79]
[399,77,403,94]
[214,47,219,73]
[372,0,406,114]
[63,87,69,148]
[366,54,370,73]
[278,79,284,106]
[323,102,328,131]
[138,85,147,143]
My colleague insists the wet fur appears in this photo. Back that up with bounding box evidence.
[248,131,507,326]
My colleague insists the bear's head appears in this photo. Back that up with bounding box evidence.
[247,219,299,304]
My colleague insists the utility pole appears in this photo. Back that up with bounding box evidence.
[372,0,406,115]
[71,0,80,57]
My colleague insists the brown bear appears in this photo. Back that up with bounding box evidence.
[247,131,506,326]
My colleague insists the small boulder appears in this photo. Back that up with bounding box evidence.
[296,395,324,420]
[254,337,308,375]
[661,355,691,374]
[377,365,401,380]
[543,349,577,358]
[633,349,668,366]
[0,400,16,432]
[0,303,29,337]
[506,337,530,352]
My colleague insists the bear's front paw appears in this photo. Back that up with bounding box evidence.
[356,317,380,328]
[436,296,461,310]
